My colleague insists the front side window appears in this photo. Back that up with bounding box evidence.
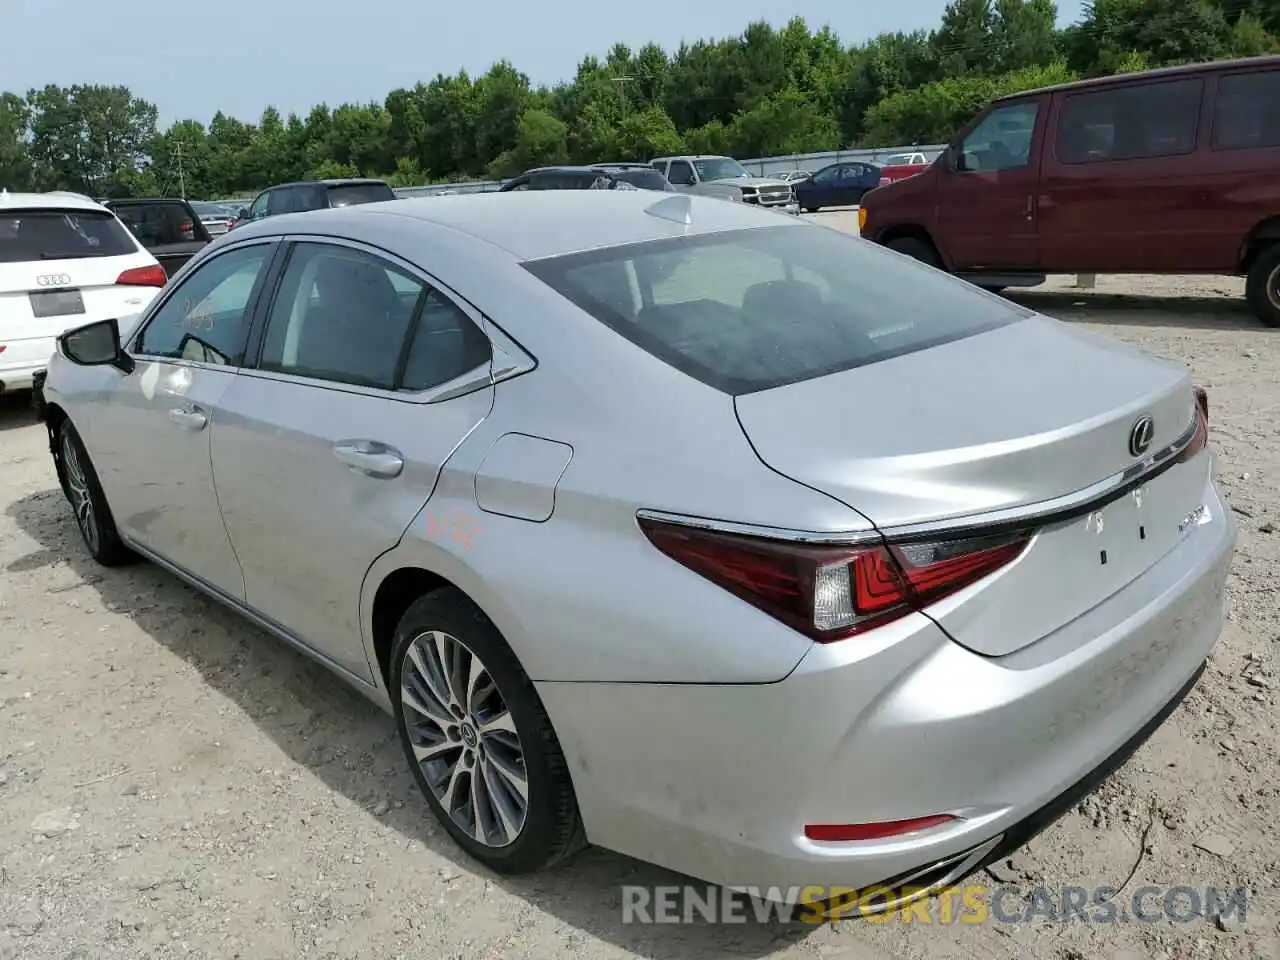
[134,244,270,364]
[957,102,1040,172]
[810,165,839,183]
[1213,70,1280,151]
[258,242,489,392]
[1057,78,1203,164]
[248,193,269,219]
[525,224,1029,395]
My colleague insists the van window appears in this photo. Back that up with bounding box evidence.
[956,102,1039,172]
[1057,78,1203,164]
[1212,70,1280,151]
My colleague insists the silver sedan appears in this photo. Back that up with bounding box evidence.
[38,190,1236,909]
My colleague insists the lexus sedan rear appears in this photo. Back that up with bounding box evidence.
[39,191,1236,908]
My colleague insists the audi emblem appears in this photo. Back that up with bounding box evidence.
[36,274,72,287]
[1128,415,1155,458]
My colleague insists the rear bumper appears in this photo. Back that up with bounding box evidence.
[537,476,1236,895]
[0,337,55,392]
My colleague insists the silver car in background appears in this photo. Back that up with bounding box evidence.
[38,191,1235,909]
[189,200,236,237]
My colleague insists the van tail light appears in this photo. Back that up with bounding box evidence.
[115,264,168,287]
[637,517,1030,642]
[1175,386,1209,465]
[180,219,195,240]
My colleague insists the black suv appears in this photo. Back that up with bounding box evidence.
[233,178,397,227]
[499,165,675,192]
[103,198,212,277]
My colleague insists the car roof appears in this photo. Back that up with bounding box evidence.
[267,178,391,189]
[229,190,807,262]
[106,197,189,204]
[997,53,1280,101]
[0,190,111,214]
[522,166,616,175]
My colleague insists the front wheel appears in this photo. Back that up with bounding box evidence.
[58,421,134,566]
[1245,243,1280,328]
[391,588,585,874]
[886,236,943,270]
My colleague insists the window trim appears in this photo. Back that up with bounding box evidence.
[1210,68,1280,153]
[128,238,282,369]
[238,233,535,405]
[1054,76,1205,166]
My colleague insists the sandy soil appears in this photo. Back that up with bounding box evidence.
[2,256,1278,959]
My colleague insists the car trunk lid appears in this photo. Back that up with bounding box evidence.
[734,316,1208,656]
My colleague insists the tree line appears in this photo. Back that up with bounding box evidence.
[0,0,1275,200]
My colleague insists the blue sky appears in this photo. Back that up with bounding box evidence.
[3,0,1086,125]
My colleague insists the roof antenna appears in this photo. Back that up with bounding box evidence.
[644,193,693,226]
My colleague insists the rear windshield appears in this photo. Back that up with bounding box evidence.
[111,201,209,244]
[611,168,672,191]
[524,225,1030,394]
[326,183,396,207]
[0,209,138,263]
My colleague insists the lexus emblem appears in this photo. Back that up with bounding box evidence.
[1128,415,1155,458]
[36,274,71,287]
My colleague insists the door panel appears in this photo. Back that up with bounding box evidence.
[1037,77,1210,273]
[933,97,1046,271]
[89,242,276,597]
[212,240,495,678]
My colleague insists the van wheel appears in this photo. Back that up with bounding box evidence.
[1245,244,1280,328]
[887,236,942,270]
[391,588,585,874]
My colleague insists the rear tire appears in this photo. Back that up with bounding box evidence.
[391,588,585,874]
[1245,243,1280,328]
[887,236,943,270]
[58,420,134,567]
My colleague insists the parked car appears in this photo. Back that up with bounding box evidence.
[232,178,397,228]
[498,165,665,192]
[877,151,935,186]
[38,190,1234,911]
[190,200,237,237]
[588,163,678,191]
[792,162,883,211]
[650,155,795,210]
[859,55,1280,325]
[0,190,165,397]
[103,198,212,277]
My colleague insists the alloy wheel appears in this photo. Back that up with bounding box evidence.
[399,630,528,847]
[61,433,99,554]
[1268,263,1280,311]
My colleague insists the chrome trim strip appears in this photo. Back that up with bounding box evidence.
[638,414,1200,545]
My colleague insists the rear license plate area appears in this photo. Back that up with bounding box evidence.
[28,289,85,318]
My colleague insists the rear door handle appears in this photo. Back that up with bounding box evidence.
[168,405,208,431]
[332,440,404,479]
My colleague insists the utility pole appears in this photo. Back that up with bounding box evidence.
[176,141,186,199]
[611,75,636,121]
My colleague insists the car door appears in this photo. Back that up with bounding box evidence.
[931,96,1046,271]
[211,238,495,680]
[88,239,279,598]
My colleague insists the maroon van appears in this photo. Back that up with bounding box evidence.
[858,55,1280,326]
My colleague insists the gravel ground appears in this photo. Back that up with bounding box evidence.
[2,241,1278,959]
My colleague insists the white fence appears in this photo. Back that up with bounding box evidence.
[391,144,947,199]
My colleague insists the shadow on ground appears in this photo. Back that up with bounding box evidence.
[1007,288,1260,332]
[6,488,816,959]
[0,391,40,433]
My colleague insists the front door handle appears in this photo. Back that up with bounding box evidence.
[168,405,208,431]
[332,440,404,479]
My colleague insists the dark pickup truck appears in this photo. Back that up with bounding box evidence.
[104,198,211,278]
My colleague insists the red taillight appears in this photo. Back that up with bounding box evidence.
[637,518,1030,642]
[180,219,194,239]
[805,814,960,843]
[1175,386,1209,465]
[115,264,167,287]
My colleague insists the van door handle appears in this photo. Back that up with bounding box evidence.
[1025,195,1035,219]
[332,440,404,479]
[168,405,208,431]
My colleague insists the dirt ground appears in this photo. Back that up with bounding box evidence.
[2,233,1278,958]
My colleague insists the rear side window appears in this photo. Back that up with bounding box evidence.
[0,209,137,263]
[1057,78,1203,164]
[612,168,671,191]
[326,183,395,207]
[112,202,206,245]
[1213,70,1280,151]
[524,225,1030,395]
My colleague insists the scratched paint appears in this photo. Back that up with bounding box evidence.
[424,511,481,550]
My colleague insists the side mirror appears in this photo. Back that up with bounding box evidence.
[237,207,249,219]
[58,318,135,374]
